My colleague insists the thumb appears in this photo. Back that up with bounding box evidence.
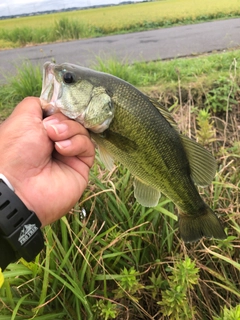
[10,97,43,119]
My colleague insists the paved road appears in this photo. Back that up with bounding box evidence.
[0,18,240,83]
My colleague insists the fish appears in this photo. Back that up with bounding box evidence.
[40,61,226,242]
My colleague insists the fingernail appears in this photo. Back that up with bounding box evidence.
[43,118,59,129]
[55,140,72,149]
[51,123,68,135]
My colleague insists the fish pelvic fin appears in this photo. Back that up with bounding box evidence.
[178,206,226,242]
[134,177,161,207]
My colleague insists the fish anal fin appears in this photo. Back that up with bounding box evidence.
[181,135,217,186]
[178,206,226,242]
[134,177,160,207]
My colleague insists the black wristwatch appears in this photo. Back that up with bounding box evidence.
[0,175,44,271]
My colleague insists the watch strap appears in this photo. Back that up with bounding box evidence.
[0,236,17,270]
[0,179,44,263]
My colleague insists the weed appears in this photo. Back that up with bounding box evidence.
[196,108,216,145]
[93,299,119,320]
[113,267,144,300]
[205,76,238,113]
[213,304,240,320]
[158,257,199,319]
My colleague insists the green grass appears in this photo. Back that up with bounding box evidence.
[92,49,240,88]
[0,61,42,121]
[0,52,239,319]
[1,49,240,119]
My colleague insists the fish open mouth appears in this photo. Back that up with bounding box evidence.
[39,61,115,133]
[40,62,61,117]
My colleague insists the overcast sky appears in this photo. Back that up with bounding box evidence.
[1,0,142,17]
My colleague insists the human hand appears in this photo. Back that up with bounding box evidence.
[0,97,95,226]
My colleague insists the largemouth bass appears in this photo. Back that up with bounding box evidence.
[40,62,226,242]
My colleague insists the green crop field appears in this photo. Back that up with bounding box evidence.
[0,0,240,48]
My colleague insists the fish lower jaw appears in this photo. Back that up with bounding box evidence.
[87,124,108,133]
[83,117,113,133]
[75,112,86,125]
[40,99,60,117]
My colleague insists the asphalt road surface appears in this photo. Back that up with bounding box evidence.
[0,18,240,83]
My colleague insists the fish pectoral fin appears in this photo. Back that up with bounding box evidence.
[98,145,115,171]
[180,135,217,186]
[106,130,138,152]
[133,178,160,207]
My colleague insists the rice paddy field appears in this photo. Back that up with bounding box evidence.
[0,0,240,48]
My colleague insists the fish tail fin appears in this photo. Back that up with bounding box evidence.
[178,206,226,242]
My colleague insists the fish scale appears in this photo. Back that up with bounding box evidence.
[93,92,202,213]
[40,62,226,243]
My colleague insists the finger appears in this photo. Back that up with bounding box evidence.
[11,97,42,119]
[53,152,91,185]
[44,118,91,141]
[54,134,95,167]
[43,112,72,124]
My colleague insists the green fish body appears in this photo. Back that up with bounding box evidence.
[40,62,226,242]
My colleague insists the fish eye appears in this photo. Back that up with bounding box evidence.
[63,72,75,84]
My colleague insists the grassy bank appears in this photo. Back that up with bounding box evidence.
[0,52,239,319]
[1,49,240,117]
[1,0,240,48]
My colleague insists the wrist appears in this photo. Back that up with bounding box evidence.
[0,172,44,225]
[0,174,44,267]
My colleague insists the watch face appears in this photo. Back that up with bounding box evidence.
[18,224,38,246]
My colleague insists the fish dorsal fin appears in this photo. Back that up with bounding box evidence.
[133,177,161,207]
[180,135,217,186]
[149,98,179,131]
[149,97,216,186]
[98,145,115,171]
